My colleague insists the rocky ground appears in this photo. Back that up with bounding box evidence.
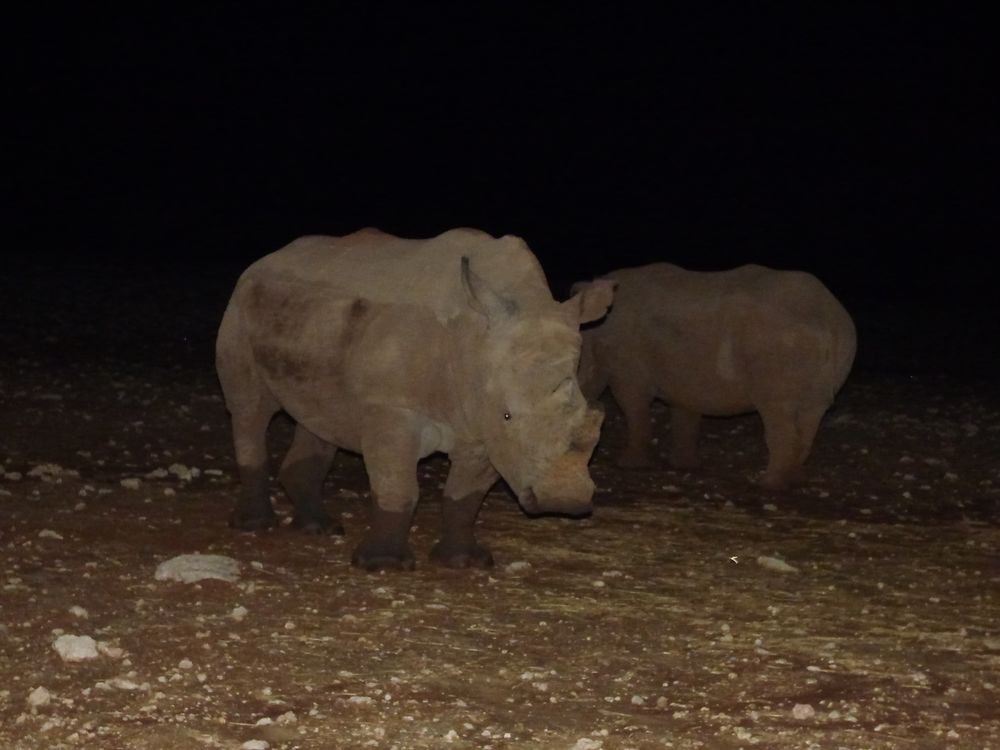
[1,262,998,749]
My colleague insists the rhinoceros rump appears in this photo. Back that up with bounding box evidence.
[575,263,856,489]
[216,229,615,570]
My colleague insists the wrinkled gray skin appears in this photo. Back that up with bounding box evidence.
[216,229,615,570]
[575,263,856,489]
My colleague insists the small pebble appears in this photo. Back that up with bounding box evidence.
[53,634,99,662]
[792,703,816,720]
[27,686,51,708]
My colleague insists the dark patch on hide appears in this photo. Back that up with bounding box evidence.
[254,342,310,381]
[337,298,373,354]
[244,281,316,382]
[350,298,369,319]
[247,285,376,387]
[247,280,307,338]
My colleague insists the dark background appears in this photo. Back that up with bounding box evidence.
[4,3,997,371]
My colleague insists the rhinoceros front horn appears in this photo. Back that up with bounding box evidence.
[461,256,518,319]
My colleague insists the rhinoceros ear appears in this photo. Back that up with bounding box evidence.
[565,279,617,324]
[461,256,517,319]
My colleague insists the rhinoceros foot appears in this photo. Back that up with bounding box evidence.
[757,467,801,492]
[351,545,416,572]
[352,507,416,571]
[291,510,345,535]
[429,540,494,569]
[228,507,278,531]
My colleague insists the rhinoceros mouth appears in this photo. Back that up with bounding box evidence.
[517,486,593,517]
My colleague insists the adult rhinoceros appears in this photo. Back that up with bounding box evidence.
[216,228,615,570]
[573,263,856,489]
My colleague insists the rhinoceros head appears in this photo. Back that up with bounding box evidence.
[460,258,615,516]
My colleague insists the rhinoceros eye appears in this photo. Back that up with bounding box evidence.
[503,411,512,421]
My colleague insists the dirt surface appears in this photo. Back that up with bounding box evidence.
[1,264,999,749]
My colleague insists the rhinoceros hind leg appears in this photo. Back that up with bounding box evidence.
[758,403,812,490]
[668,406,702,469]
[352,506,416,571]
[793,404,827,466]
[228,397,280,530]
[431,493,494,568]
[229,461,278,530]
[279,425,344,535]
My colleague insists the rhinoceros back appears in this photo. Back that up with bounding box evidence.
[599,262,856,400]
[237,228,553,320]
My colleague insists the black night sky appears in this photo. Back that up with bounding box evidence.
[7,4,997,304]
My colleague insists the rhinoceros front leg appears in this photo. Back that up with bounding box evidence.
[430,449,499,568]
[609,379,654,468]
[351,410,422,571]
[278,424,344,535]
[668,406,702,469]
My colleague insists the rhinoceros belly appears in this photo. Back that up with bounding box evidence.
[241,278,455,455]
[645,325,755,416]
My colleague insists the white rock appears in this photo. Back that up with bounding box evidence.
[231,605,249,621]
[154,554,240,583]
[756,555,799,573]
[275,710,297,725]
[38,529,63,540]
[106,677,142,691]
[443,729,459,742]
[572,739,603,750]
[792,703,816,720]
[348,695,374,706]
[97,642,124,659]
[120,478,142,490]
[28,464,65,478]
[68,605,88,619]
[505,561,532,574]
[168,463,200,481]
[27,686,51,708]
[53,634,99,662]
[242,741,270,750]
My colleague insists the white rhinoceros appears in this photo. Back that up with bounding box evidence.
[573,263,856,489]
[216,228,615,570]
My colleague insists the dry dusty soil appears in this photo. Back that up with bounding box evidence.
[1,264,998,749]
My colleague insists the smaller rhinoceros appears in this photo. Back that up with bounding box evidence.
[216,229,615,570]
[574,263,856,489]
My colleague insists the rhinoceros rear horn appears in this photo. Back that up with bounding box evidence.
[461,256,517,320]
